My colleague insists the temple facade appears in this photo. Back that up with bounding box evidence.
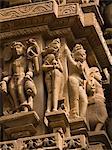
[0,0,112,149]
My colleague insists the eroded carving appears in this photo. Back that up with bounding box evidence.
[0,144,14,150]
[22,136,56,149]
[64,135,87,150]
[86,67,108,131]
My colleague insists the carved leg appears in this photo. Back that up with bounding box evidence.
[69,76,79,117]
[28,96,33,110]
[17,77,28,112]
[17,77,26,104]
[52,70,62,111]
[9,79,19,110]
[79,86,88,118]
[45,74,52,113]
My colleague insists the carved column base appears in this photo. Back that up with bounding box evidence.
[88,130,112,150]
[69,117,90,136]
[45,110,70,137]
[0,111,40,140]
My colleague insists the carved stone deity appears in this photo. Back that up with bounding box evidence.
[86,67,108,131]
[0,40,40,113]
[65,44,88,119]
[42,38,64,113]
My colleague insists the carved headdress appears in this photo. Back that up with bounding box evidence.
[11,41,25,49]
[72,44,85,54]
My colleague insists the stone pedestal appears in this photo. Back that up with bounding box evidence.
[0,111,40,140]
[88,130,112,150]
[45,110,70,137]
[69,118,90,136]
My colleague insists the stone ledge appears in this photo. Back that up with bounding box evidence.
[0,111,40,127]
[45,110,69,133]
[88,130,112,150]
[0,111,40,140]
[0,132,63,150]
[0,0,58,22]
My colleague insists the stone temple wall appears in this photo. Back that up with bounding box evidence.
[0,0,112,149]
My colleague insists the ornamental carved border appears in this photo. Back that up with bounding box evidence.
[58,3,78,18]
[0,1,55,22]
[0,133,62,150]
[0,1,80,22]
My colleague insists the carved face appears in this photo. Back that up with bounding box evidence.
[94,68,102,81]
[12,42,24,57]
[73,49,86,63]
[49,38,61,52]
[90,67,102,81]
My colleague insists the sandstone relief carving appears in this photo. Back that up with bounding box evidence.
[86,67,108,131]
[42,38,64,113]
[65,44,88,119]
[0,39,40,114]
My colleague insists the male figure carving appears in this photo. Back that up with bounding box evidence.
[0,40,39,113]
[65,44,88,119]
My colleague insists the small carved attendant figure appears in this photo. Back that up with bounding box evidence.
[65,44,88,119]
[42,38,64,113]
[0,40,39,113]
[86,67,108,131]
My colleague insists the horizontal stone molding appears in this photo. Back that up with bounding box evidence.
[0,1,82,22]
[0,1,57,22]
[0,133,62,150]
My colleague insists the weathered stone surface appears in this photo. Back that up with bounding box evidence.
[0,132,63,150]
[69,117,89,136]
[0,111,40,139]
[0,0,112,150]
[64,135,87,150]
[88,130,112,149]
[86,67,108,131]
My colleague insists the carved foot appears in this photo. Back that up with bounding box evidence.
[52,109,58,112]
[46,110,50,113]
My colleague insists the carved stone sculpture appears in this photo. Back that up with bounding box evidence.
[86,67,108,131]
[42,38,64,113]
[0,40,40,113]
[65,44,88,119]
